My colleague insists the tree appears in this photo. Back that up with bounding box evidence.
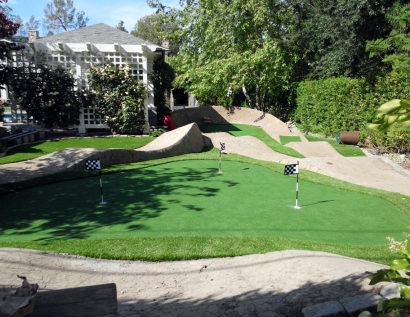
[366,2,410,75]
[0,0,20,121]
[13,15,25,36]
[9,64,81,128]
[43,0,88,34]
[285,0,399,80]
[150,0,296,111]
[87,64,147,134]
[131,13,178,51]
[115,20,128,33]
[24,15,40,31]
[0,0,20,39]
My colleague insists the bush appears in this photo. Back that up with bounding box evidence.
[87,64,147,134]
[295,72,410,152]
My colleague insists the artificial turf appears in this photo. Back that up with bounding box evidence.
[280,136,302,145]
[199,123,305,158]
[0,136,154,164]
[1,160,407,246]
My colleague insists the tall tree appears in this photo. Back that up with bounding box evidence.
[366,2,410,75]
[13,15,25,36]
[0,0,21,121]
[150,0,295,111]
[285,0,398,80]
[43,0,88,34]
[115,20,128,32]
[132,13,179,53]
[0,0,19,38]
[24,15,40,31]
[9,64,81,128]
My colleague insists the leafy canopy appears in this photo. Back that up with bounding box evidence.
[366,2,410,74]
[285,0,396,79]
[150,0,296,111]
[43,0,88,33]
[9,64,81,128]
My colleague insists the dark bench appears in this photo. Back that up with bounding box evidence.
[32,283,117,317]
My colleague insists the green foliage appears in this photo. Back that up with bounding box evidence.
[151,57,175,117]
[295,73,410,152]
[149,128,166,137]
[364,240,410,316]
[366,2,410,75]
[87,64,147,134]
[286,0,395,79]
[131,13,178,53]
[295,77,372,136]
[9,64,81,128]
[155,0,296,111]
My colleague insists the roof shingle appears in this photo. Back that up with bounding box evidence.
[34,23,159,47]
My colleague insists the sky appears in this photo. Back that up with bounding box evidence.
[6,0,176,36]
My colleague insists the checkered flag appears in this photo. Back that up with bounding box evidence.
[227,86,232,97]
[85,159,101,170]
[220,142,225,151]
[284,163,298,175]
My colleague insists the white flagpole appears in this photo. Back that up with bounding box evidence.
[294,161,300,209]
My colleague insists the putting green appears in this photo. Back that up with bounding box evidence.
[0,160,408,245]
[280,136,302,145]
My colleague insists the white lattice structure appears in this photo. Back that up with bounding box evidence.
[4,24,168,133]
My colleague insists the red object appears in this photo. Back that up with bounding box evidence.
[163,114,176,130]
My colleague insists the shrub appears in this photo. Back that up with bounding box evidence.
[87,64,147,134]
[295,72,410,152]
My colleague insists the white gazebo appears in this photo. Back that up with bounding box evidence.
[7,24,168,133]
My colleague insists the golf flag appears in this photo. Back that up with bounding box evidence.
[284,162,301,209]
[284,163,299,175]
[85,159,106,205]
[220,142,225,151]
[85,159,101,170]
[227,86,232,97]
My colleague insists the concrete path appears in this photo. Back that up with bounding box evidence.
[0,249,389,317]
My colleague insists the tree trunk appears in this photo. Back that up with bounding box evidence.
[242,84,252,108]
[255,84,260,111]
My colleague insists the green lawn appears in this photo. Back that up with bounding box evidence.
[0,149,408,265]
[0,137,154,164]
[199,123,305,158]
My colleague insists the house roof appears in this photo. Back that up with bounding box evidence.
[34,23,164,49]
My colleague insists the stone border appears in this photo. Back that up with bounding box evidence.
[302,284,398,317]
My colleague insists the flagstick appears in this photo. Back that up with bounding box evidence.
[98,160,107,205]
[218,149,222,174]
[294,161,300,209]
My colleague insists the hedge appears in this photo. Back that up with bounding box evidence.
[294,72,410,152]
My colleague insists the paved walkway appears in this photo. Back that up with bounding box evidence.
[0,249,389,317]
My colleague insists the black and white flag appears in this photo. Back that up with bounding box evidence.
[227,86,232,97]
[85,159,101,170]
[284,163,299,175]
[220,142,225,151]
